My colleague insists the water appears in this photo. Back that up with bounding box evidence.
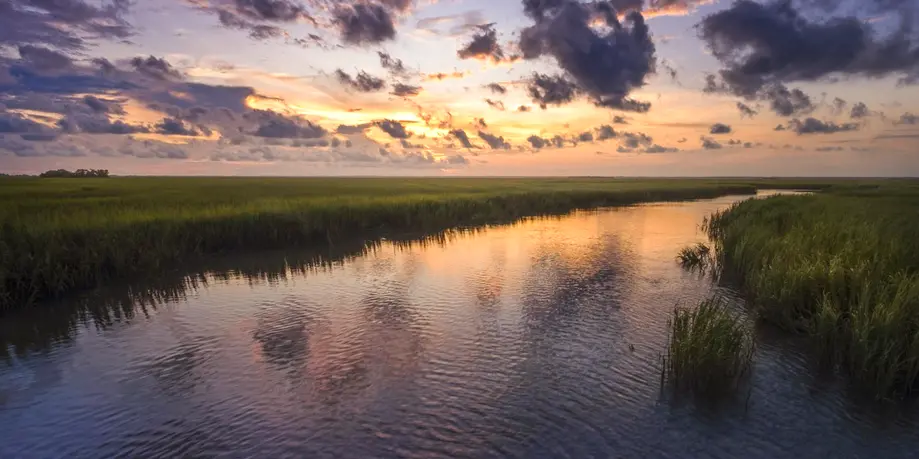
[2,191,918,458]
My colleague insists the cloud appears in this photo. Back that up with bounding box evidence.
[334,3,396,46]
[445,154,469,165]
[154,117,201,136]
[478,130,510,149]
[527,135,549,149]
[789,118,859,135]
[596,124,617,140]
[699,0,919,97]
[484,99,506,111]
[701,136,722,149]
[391,83,421,97]
[620,131,653,149]
[336,123,372,134]
[17,45,74,72]
[520,2,656,111]
[0,0,133,51]
[422,71,468,81]
[578,131,594,142]
[376,119,411,139]
[415,10,487,38]
[710,123,732,134]
[486,83,507,94]
[896,112,917,125]
[517,105,531,112]
[378,51,409,77]
[0,110,52,134]
[527,73,579,109]
[736,102,757,118]
[644,144,678,153]
[83,95,125,115]
[457,24,515,63]
[245,109,326,138]
[850,102,870,119]
[613,116,628,124]
[130,56,183,81]
[451,129,475,149]
[335,69,386,92]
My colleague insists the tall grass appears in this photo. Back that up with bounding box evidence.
[663,296,754,397]
[705,182,919,398]
[1,177,772,311]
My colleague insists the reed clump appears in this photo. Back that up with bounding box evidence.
[662,296,754,397]
[676,242,714,273]
[705,182,919,398]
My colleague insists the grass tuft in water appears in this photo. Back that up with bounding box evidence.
[663,296,754,398]
[676,242,714,273]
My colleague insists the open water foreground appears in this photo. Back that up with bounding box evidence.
[2,191,918,458]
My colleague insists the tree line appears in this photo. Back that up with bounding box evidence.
[39,169,110,178]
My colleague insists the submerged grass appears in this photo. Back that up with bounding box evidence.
[1,177,783,311]
[705,181,919,399]
[663,296,754,398]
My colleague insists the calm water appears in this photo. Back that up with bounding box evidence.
[2,191,918,458]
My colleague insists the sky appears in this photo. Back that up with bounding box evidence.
[0,0,918,177]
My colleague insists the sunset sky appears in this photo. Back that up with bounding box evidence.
[1,0,918,176]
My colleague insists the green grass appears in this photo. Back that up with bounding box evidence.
[677,242,714,273]
[663,296,755,397]
[1,176,790,311]
[705,180,919,398]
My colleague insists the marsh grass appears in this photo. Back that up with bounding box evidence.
[662,296,754,398]
[676,242,715,273]
[0,177,778,311]
[704,182,919,398]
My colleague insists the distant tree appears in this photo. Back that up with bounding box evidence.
[39,169,109,178]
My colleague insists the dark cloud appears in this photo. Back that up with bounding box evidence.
[551,135,566,148]
[789,117,859,135]
[391,83,421,97]
[82,95,125,115]
[334,3,396,45]
[130,56,183,81]
[474,117,487,128]
[17,45,74,72]
[517,105,531,112]
[335,69,386,92]
[58,113,148,134]
[578,131,594,142]
[0,0,133,51]
[0,111,51,133]
[378,51,409,77]
[644,144,678,153]
[775,124,786,131]
[457,23,514,63]
[850,102,870,119]
[527,73,578,108]
[154,117,200,136]
[699,0,919,98]
[245,109,326,138]
[763,83,814,116]
[451,129,475,149]
[596,124,617,140]
[486,83,507,94]
[478,130,510,149]
[897,112,918,125]
[527,135,549,149]
[520,2,656,111]
[737,102,758,118]
[832,97,848,116]
[445,154,469,165]
[612,115,628,124]
[484,99,506,111]
[701,136,722,149]
[620,131,653,149]
[376,119,411,138]
[192,0,313,41]
[710,123,732,134]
